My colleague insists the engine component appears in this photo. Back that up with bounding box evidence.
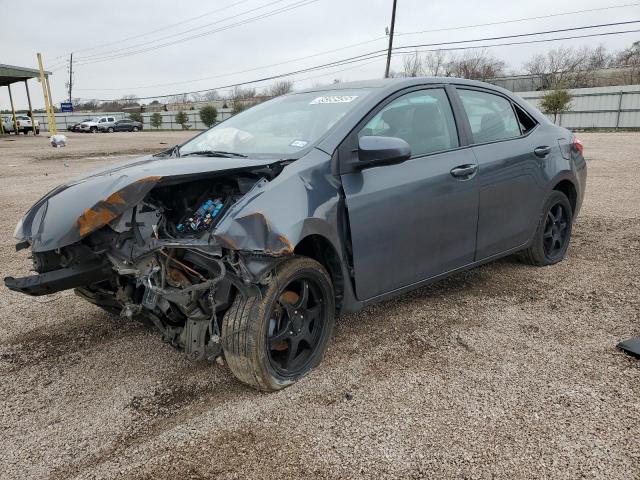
[177,198,224,234]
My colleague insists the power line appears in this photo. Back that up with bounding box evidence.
[85,26,640,101]
[73,3,640,92]
[395,2,640,37]
[67,0,252,56]
[74,0,320,65]
[74,36,388,91]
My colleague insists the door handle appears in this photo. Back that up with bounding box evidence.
[450,164,478,178]
[534,146,551,157]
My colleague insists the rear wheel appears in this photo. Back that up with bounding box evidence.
[521,190,573,266]
[107,127,114,133]
[222,256,335,391]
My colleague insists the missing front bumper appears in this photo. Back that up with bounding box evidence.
[4,261,113,296]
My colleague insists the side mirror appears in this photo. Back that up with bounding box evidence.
[357,136,411,169]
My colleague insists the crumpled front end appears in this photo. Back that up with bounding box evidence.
[4,161,295,361]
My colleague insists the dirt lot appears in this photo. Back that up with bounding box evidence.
[0,131,638,479]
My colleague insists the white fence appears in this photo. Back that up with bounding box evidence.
[518,85,640,129]
[30,108,234,133]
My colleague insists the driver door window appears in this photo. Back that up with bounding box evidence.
[358,88,459,156]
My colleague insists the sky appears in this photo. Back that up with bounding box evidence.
[1,0,638,110]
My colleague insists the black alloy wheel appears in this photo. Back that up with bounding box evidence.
[521,190,573,266]
[222,256,335,391]
[267,278,326,376]
[543,203,569,258]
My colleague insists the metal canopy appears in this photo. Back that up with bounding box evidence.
[0,64,51,87]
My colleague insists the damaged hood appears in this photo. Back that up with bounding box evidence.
[16,153,279,252]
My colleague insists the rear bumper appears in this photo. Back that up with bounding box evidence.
[4,261,113,296]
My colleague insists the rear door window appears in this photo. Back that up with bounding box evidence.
[358,88,459,157]
[457,89,521,143]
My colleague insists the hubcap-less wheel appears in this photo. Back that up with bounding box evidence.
[543,203,569,258]
[222,256,335,391]
[520,190,573,266]
[132,126,139,132]
[267,279,326,375]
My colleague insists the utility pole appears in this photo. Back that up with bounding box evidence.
[68,53,73,104]
[384,0,398,78]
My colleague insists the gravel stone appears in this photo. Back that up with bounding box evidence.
[0,131,638,479]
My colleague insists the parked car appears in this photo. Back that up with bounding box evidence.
[1,114,39,134]
[99,118,143,133]
[80,116,116,133]
[5,78,586,391]
[68,119,93,132]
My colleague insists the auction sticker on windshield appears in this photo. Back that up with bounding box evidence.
[310,95,358,104]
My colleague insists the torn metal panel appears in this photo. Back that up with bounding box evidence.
[77,176,162,237]
[14,155,280,252]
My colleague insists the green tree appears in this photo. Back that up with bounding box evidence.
[128,112,143,124]
[150,112,163,129]
[199,105,218,128]
[175,110,189,130]
[540,89,572,124]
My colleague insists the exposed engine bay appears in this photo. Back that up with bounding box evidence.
[5,166,288,362]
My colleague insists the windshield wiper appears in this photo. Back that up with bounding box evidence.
[181,150,248,158]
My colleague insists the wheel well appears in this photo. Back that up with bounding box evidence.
[553,180,577,214]
[294,235,344,315]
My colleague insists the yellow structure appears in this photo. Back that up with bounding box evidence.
[0,61,53,135]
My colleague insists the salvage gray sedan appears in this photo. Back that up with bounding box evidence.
[5,78,586,390]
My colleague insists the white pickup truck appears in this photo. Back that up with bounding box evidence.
[1,115,40,134]
[80,116,116,133]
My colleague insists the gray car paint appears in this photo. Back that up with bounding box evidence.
[11,77,587,316]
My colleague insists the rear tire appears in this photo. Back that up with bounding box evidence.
[222,256,335,391]
[520,190,573,266]
[107,127,114,133]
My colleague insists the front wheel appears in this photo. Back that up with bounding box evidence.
[107,127,114,133]
[132,126,139,132]
[222,256,335,391]
[521,190,573,266]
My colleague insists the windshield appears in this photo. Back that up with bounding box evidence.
[179,89,370,159]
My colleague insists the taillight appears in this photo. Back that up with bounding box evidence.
[572,137,584,155]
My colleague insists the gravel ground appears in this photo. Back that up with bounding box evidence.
[0,131,638,479]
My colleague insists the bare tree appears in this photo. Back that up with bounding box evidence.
[120,94,139,105]
[229,86,257,114]
[202,90,220,101]
[401,51,423,77]
[523,46,613,89]
[191,90,220,102]
[445,49,505,81]
[423,50,448,76]
[615,41,640,84]
[267,80,294,97]
[168,93,189,104]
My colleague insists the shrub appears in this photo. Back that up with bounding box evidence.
[128,112,143,123]
[150,112,163,129]
[540,89,572,124]
[199,105,218,128]
[175,110,189,130]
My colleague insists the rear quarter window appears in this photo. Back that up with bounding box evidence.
[457,89,521,143]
